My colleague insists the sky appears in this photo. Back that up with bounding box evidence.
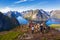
[0,0,60,13]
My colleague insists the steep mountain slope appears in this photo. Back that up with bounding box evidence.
[0,12,19,31]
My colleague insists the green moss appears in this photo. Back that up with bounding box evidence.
[50,24,60,28]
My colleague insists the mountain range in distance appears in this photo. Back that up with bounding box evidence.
[1,9,60,21]
[0,9,60,31]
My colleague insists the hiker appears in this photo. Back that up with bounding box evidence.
[37,23,40,32]
[35,24,38,32]
[29,21,33,28]
[40,23,44,33]
[31,25,34,34]
[41,22,49,33]
[46,25,50,32]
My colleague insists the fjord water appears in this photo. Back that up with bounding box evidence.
[46,18,60,31]
[16,16,28,25]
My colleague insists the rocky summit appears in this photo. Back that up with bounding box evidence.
[22,9,50,22]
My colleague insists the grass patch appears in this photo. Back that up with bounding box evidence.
[50,24,60,28]
[0,31,24,40]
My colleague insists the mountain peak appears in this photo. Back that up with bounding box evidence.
[4,11,22,18]
[51,10,60,19]
[22,9,50,22]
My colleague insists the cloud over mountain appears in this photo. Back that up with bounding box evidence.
[0,7,11,13]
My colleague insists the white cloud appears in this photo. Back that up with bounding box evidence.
[14,0,27,4]
[14,0,34,4]
[10,0,34,7]
[0,6,27,13]
[0,7,11,13]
